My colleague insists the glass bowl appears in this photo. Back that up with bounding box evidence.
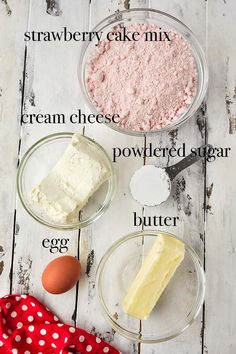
[17,133,116,230]
[78,8,208,136]
[96,230,205,343]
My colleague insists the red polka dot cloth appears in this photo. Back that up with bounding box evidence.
[0,294,119,354]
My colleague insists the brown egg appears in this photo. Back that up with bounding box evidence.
[42,256,81,294]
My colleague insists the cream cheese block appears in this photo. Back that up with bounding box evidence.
[122,234,185,320]
[31,134,111,223]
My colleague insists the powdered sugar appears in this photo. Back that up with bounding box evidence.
[86,23,198,132]
[130,165,171,206]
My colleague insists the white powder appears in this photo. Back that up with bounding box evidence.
[130,165,171,206]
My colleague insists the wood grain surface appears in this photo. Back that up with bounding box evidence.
[0,0,235,353]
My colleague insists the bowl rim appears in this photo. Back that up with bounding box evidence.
[96,230,206,343]
[17,132,116,230]
[78,7,209,137]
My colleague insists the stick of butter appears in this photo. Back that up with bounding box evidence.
[122,234,185,320]
[31,134,111,223]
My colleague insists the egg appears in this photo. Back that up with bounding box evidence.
[42,256,81,294]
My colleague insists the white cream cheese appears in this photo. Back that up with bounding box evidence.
[31,134,111,223]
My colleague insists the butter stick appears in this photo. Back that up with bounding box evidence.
[122,234,185,320]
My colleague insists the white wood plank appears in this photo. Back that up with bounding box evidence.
[204,0,236,353]
[141,0,207,353]
[0,0,29,296]
[76,1,151,353]
[11,0,90,325]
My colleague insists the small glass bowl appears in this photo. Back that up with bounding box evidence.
[78,8,208,136]
[17,133,116,230]
[96,230,205,343]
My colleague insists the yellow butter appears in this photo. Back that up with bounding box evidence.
[122,234,185,320]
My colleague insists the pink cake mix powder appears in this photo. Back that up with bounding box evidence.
[86,23,198,132]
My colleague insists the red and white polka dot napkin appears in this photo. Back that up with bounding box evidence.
[0,294,119,354]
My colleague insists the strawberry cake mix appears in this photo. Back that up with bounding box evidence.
[86,23,198,132]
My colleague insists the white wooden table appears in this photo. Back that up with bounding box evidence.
[0,0,236,353]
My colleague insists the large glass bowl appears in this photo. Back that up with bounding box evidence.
[17,133,116,230]
[96,230,205,343]
[78,8,208,136]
